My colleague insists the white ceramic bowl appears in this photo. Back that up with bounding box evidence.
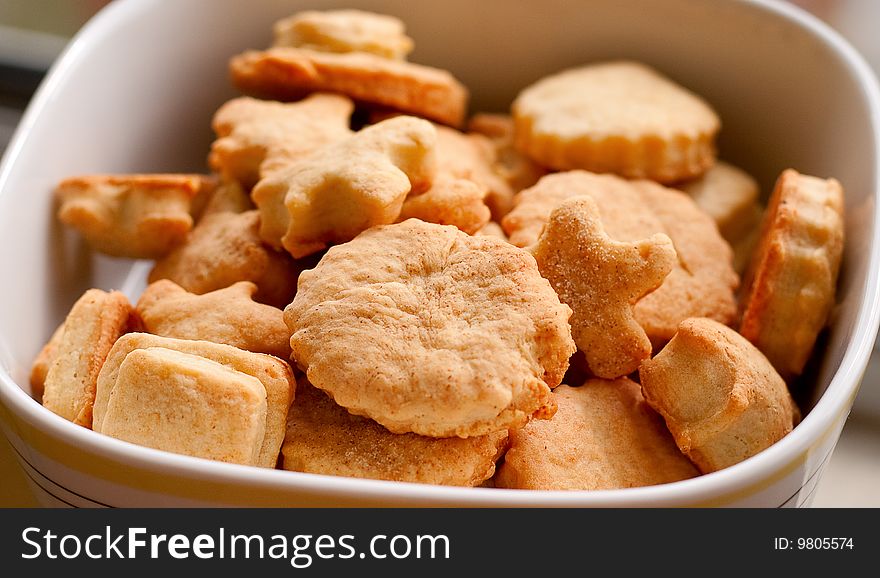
[0,0,878,507]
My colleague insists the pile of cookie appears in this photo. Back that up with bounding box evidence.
[32,10,845,491]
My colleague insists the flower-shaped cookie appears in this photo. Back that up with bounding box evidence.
[137,280,291,359]
[149,210,301,309]
[209,93,354,189]
[252,115,437,258]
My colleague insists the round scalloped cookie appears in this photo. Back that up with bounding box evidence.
[285,219,575,438]
[282,378,508,486]
[512,61,719,183]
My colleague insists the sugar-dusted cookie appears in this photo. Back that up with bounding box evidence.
[282,378,508,485]
[136,280,291,359]
[503,171,738,345]
[272,10,414,60]
[679,160,761,244]
[40,289,133,427]
[230,48,468,127]
[512,61,719,182]
[286,219,575,438]
[532,197,676,378]
[398,174,490,234]
[639,318,800,473]
[739,170,845,379]
[94,333,295,468]
[252,116,436,258]
[57,174,215,259]
[149,210,301,309]
[495,379,699,490]
[210,93,354,189]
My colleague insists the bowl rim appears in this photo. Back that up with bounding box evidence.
[1,0,879,506]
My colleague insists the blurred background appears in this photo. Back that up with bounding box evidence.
[0,0,877,507]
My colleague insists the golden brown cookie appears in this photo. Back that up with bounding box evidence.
[532,197,676,378]
[40,289,133,427]
[136,280,291,359]
[468,112,546,197]
[512,61,719,182]
[285,219,575,438]
[148,210,301,309]
[230,47,468,127]
[503,171,738,345]
[57,174,215,259]
[209,94,354,189]
[679,160,761,244]
[739,169,845,379]
[251,115,437,258]
[272,10,414,60]
[474,221,508,241]
[197,178,255,218]
[94,333,295,468]
[639,318,800,473]
[398,174,490,234]
[495,380,699,490]
[29,323,64,402]
[433,125,512,220]
[282,378,508,485]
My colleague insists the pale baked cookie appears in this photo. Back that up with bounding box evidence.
[398,174,490,234]
[639,318,800,473]
[99,348,269,466]
[94,333,295,468]
[739,170,845,379]
[396,124,511,233]
[57,174,216,259]
[679,161,761,244]
[252,116,436,258]
[198,178,255,218]
[468,112,546,197]
[433,125,513,221]
[40,289,133,427]
[210,94,354,189]
[282,378,508,486]
[285,219,575,438]
[512,61,719,182]
[272,10,414,60]
[474,221,508,241]
[495,380,699,490]
[503,171,738,345]
[532,197,676,379]
[149,210,301,309]
[230,48,468,127]
[137,280,291,359]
